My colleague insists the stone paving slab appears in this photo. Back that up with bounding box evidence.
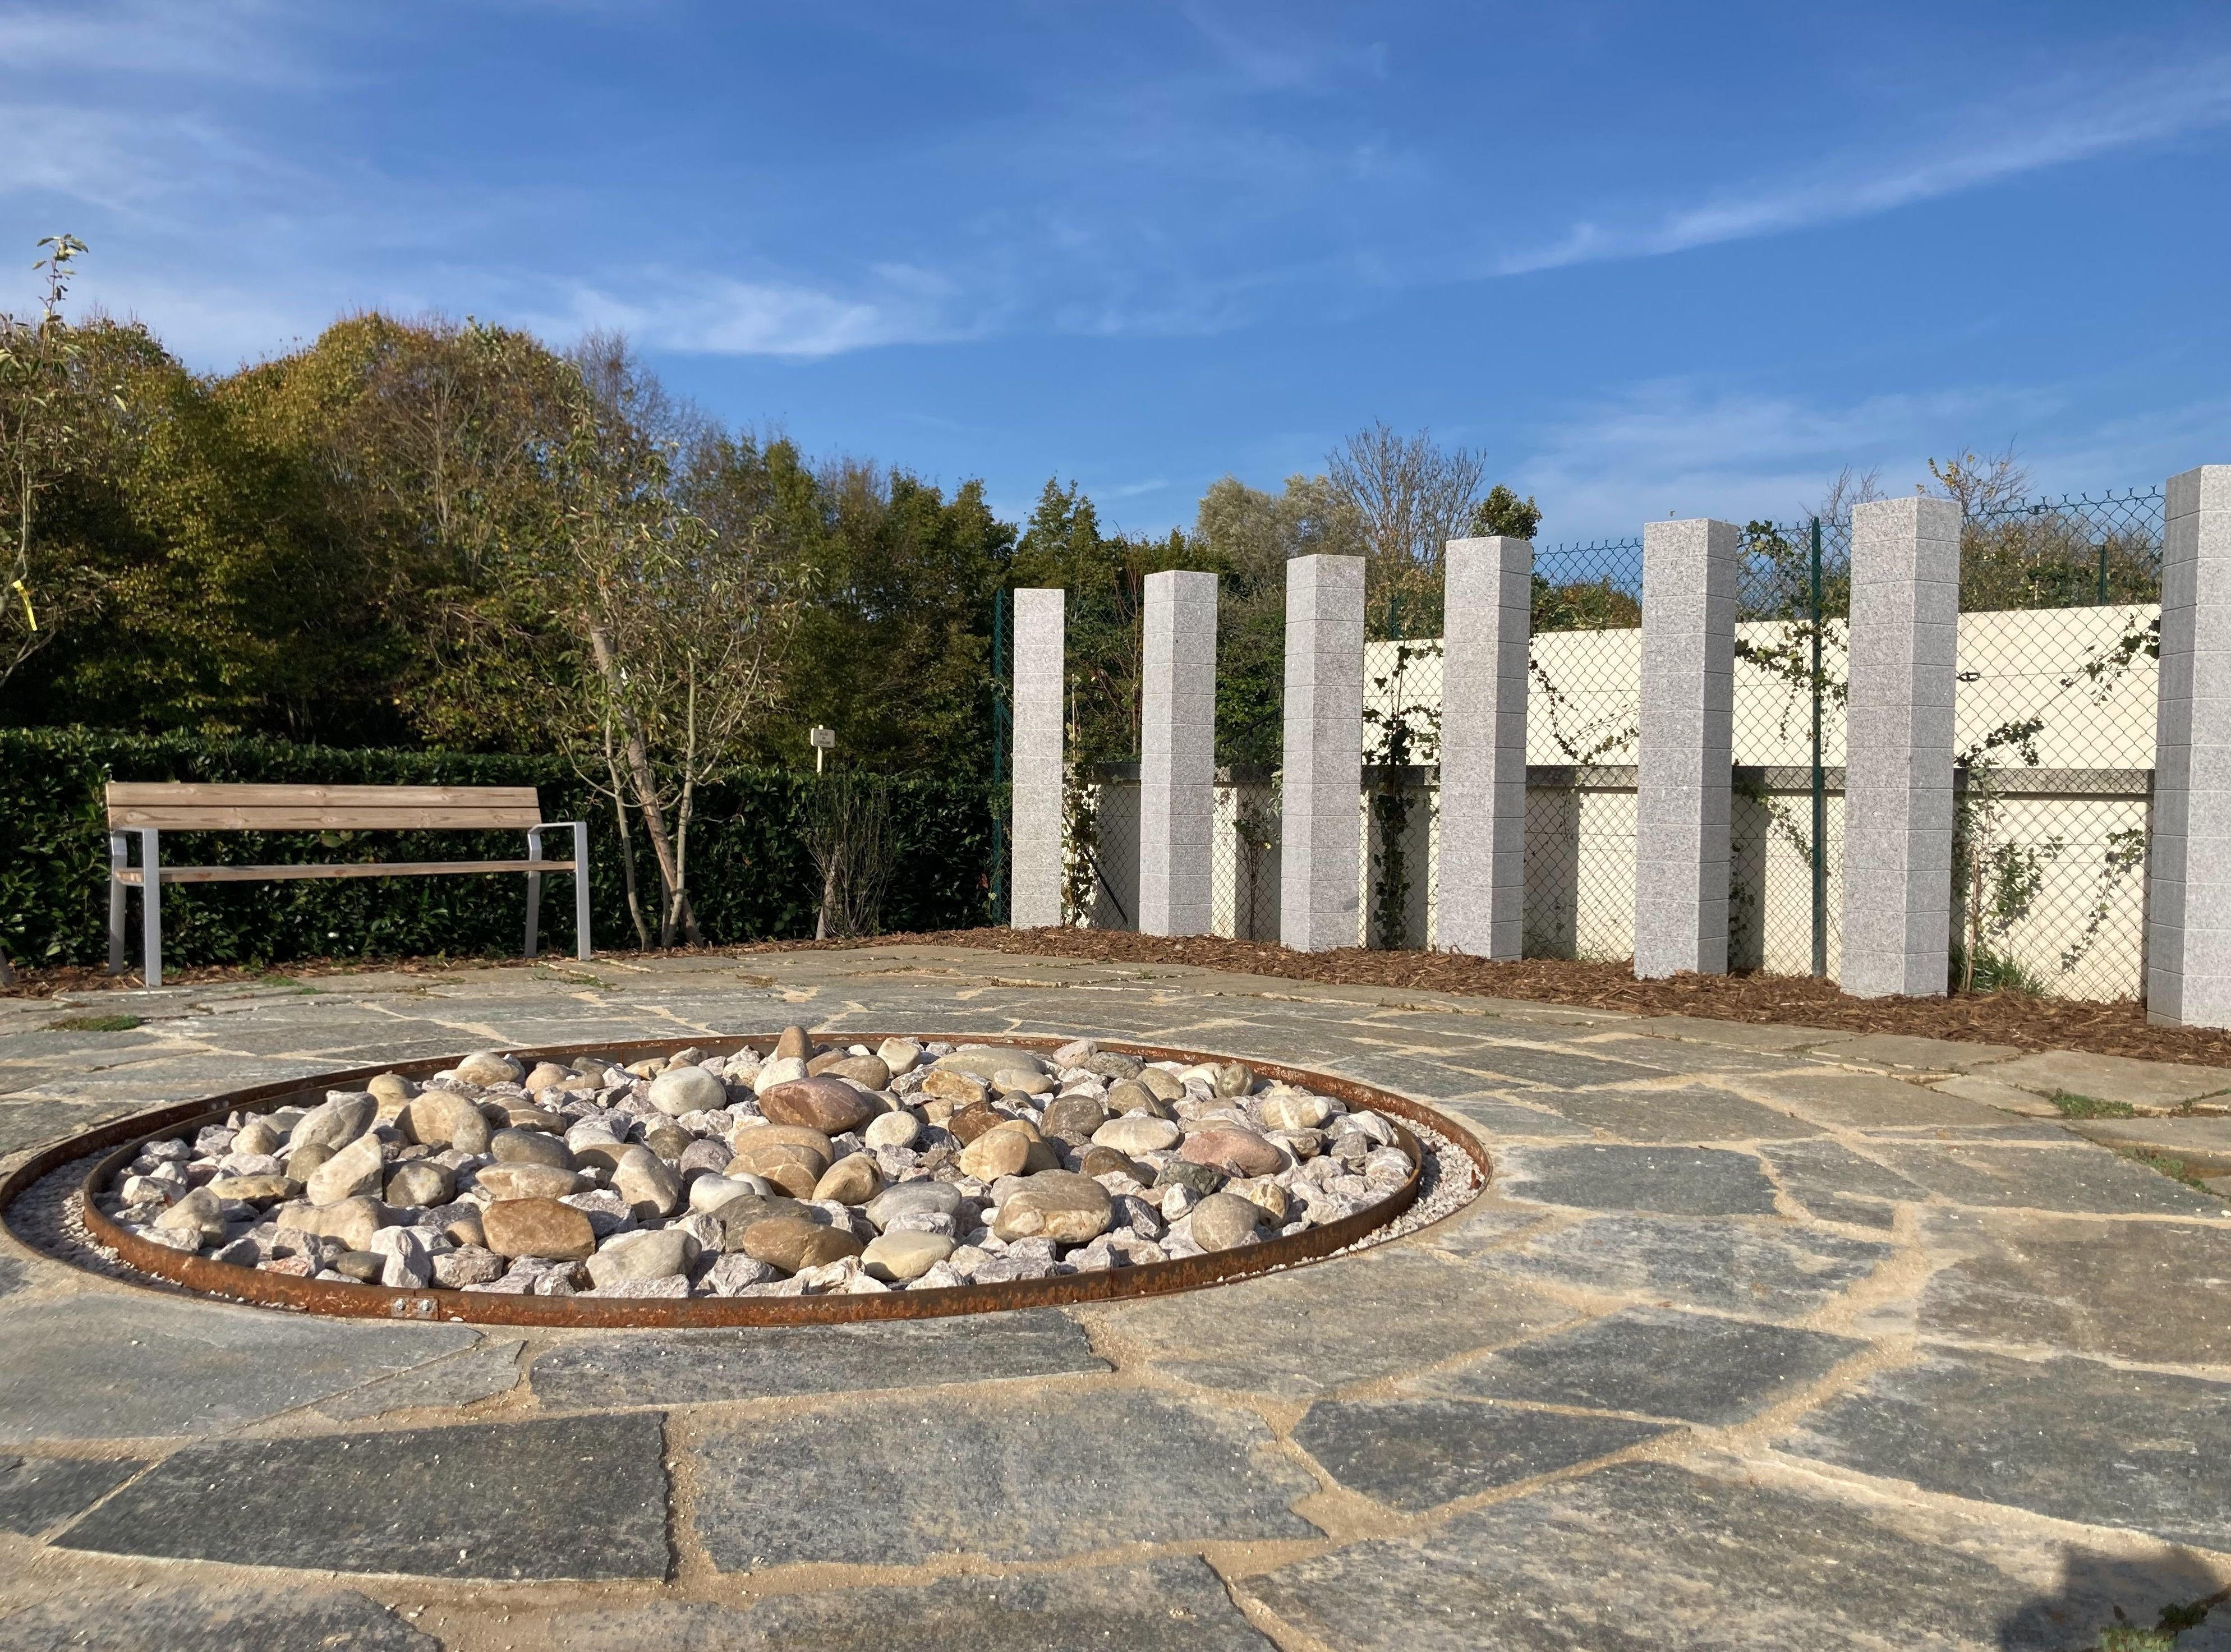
[1985,1050,2231,1108]
[1411,1200,1554,1257]
[692,1387,1319,1567]
[1757,1138,1930,1227]
[0,1103,140,1158]
[316,1340,526,1421]
[1870,1119,2082,1142]
[1933,1073,2076,1116]
[1493,1144,1782,1215]
[1238,1458,2165,1652]
[15,1053,337,1093]
[1418,1306,1869,1424]
[0,1295,480,1444]
[1100,1246,1580,1397]
[1483,1213,1894,1318]
[0,1029,169,1064]
[1781,1347,2231,1552]
[1539,1083,1821,1142]
[1732,1069,2017,1129]
[1560,1032,1801,1078]
[319,1037,510,1066]
[1620,1015,1840,1051]
[59,1412,671,1579]
[1802,1033,2022,1072]
[529,1559,1278,1650]
[1870,1142,2226,1215]
[0,1068,103,1100]
[0,1456,146,1536]
[1434,1094,1598,1138]
[2065,1115,2231,1171]
[185,1024,433,1058]
[6,945,2231,1648]
[1291,1396,1673,1512]
[1918,1212,2231,1364]
[530,1311,1107,1408]
[1453,1043,1676,1090]
[1321,1051,1508,1097]
[0,1585,439,1651]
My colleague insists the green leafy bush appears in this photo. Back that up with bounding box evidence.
[0,728,993,969]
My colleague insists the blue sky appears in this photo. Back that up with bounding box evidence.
[4,1,2228,541]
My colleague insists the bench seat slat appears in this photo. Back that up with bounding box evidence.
[114,859,576,885]
[108,807,546,830]
[106,783,541,808]
[105,782,546,830]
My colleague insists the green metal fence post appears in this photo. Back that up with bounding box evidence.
[1810,517,1828,978]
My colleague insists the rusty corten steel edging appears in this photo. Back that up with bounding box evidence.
[10,1033,1488,1328]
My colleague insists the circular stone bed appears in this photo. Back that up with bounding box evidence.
[10,1033,1484,1324]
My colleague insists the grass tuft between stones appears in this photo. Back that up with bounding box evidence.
[2099,1581,2231,1650]
[45,1014,142,1032]
[2051,1089,2136,1119]
[2112,1148,2225,1198]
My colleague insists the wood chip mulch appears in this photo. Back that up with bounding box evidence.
[860,928,2231,1071]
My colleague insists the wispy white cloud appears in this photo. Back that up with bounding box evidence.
[0,99,316,221]
[1495,55,2231,277]
[1180,1,1388,94]
[1513,378,2069,541]
[0,0,310,83]
[533,265,990,359]
[1094,477,1171,500]
[2,0,2227,383]
[1516,372,2231,549]
[73,269,338,366]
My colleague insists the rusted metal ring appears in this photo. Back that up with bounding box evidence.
[4,1034,1489,1327]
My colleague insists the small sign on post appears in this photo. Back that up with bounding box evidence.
[809,725,836,774]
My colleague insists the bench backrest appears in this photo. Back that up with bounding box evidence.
[104,783,545,831]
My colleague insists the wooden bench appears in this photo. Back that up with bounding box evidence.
[105,784,591,988]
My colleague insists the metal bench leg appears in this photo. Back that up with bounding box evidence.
[523,829,543,960]
[108,831,127,975]
[573,822,592,960]
[140,828,162,989]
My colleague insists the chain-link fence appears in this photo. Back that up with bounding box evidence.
[1212,771,1280,940]
[1070,763,1138,930]
[1731,518,1850,977]
[1952,488,2162,1000]
[1364,634,1442,951]
[1074,765,1285,937]
[1048,484,2169,1001]
[1519,536,1644,961]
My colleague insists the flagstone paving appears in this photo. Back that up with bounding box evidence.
[1,944,2228,1649]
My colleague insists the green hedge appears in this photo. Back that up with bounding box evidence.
[0,728,996,970]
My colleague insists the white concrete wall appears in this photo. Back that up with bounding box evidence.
[1358,603,2164,998]
[1081,601,2160,1001]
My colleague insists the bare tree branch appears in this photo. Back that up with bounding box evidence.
[1325,421,1487,636]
